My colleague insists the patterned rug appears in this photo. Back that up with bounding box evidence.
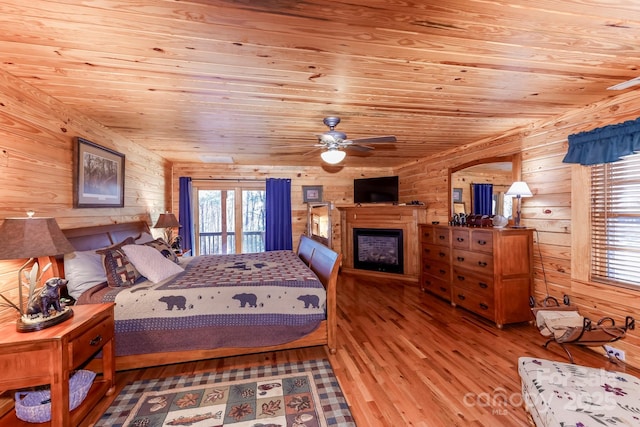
[97,359,355,427]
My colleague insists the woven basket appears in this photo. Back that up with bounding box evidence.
[14,370,96,423]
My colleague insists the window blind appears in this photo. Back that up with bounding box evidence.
[591,153,640,287]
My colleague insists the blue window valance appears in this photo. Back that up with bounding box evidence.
[562,117,640,165]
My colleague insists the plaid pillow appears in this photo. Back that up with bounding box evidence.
[143,238,180,264]
[96,237,140,287]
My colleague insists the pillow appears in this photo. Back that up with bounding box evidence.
[96,237,140,288]
[121,244,184,283]
[134,231,155,244]
[143,238,180,264]
[63,250,107,300]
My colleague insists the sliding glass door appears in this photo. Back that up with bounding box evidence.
[195,182,265,254]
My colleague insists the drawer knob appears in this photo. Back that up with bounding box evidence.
[478,261,487,267]
[424,248,431,254]
[438,235,445,240]
[457,256,465,262]
[479,303,489,310]
[457,237,465,242]
[479,282,488,289]
[457,294,466,301]
[439,287,447,292]
[457,275,465,281]
[438,252,446,257]
[90,335,103,346]
[477,240,487,245]
[439,269,446,274]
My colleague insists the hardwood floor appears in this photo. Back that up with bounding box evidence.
[80,273,637,426]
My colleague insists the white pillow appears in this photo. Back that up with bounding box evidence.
[122,244,184,283]
[64,250,107,300]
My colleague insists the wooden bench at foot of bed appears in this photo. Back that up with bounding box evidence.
[56,221,341,371]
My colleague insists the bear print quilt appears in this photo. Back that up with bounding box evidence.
[102,250,327,356]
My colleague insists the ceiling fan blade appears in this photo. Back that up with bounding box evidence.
[346,144,374,152]
[347,135,397,144]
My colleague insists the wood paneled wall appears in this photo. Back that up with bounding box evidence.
[2,56,640,369]
[398,91,640,368]
[169,164,395,251]
[0,68,168,323]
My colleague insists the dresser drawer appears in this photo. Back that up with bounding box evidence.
[452,287,495,321]
[70,313,115,367]
[419,225,435,244]
[421,243,450,262]
[452,249,494,274]
[451,229,470,250]
[422,259,451,281]
[452,267,494,298]
[470,230,493,253]
[433,227,450,246]
[421,275,451,300]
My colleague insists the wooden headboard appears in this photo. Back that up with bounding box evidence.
[62,221,151,251]
[54,221,151,278]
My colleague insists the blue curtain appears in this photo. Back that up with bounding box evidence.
[178,177,194,252]
[473,183,493,215]
[563,117,640,165]
[265,178,293,251]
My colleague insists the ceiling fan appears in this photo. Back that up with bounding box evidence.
[314,117,397,164]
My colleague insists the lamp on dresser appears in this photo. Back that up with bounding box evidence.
[0,211,75,332]
[505,181,533,228]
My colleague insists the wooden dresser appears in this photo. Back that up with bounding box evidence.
[419,224,533,328]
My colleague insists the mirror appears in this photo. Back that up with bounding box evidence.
[449,154,521,220]
[307,202,332,248]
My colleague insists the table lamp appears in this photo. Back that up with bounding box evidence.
[154,212,181,246]
[0,212,75,332]
[505,181,533,228]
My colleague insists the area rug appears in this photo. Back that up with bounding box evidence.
[97,359,355,427]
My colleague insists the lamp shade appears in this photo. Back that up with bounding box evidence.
[320,149,346,164]
[0,217,75,260]
[154,212,180,228]
[505,181,533,197]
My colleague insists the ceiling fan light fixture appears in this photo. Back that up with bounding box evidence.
[321,149,346,164]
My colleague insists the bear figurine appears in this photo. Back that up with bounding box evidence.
[26,277,68,318]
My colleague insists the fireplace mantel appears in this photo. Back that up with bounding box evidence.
[338,205,427,281]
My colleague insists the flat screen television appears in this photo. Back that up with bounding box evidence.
[354,175,399,204]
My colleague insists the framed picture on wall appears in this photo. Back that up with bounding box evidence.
[74,137,125,208]
[452,187,463,203]
[302,185,323,203]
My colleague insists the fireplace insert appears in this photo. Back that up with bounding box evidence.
[353,228,403,274]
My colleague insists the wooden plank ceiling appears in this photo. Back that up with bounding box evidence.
[1,0,639,167]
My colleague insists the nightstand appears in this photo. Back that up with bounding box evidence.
[0,303,115,427]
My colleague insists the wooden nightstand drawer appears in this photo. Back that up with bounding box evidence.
[70,315,114,368]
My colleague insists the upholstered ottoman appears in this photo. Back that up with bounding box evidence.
[518,357,640,426]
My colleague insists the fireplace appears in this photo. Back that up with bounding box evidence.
[353,228,404,274]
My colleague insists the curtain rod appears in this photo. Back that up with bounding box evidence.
[192,178,266,183]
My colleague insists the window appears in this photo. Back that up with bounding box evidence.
[195,181,265,255]
[591,153,640,287]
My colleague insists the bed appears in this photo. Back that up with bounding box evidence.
[54,221,341,371]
